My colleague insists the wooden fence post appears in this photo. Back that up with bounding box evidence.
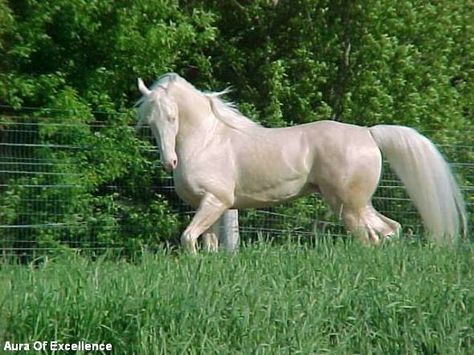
[218,209,239,251]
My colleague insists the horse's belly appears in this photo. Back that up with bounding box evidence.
[233,175,314,208]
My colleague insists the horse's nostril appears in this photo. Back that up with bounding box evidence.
[163,159,177,172]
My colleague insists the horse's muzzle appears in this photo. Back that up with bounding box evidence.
[163,159,177,172]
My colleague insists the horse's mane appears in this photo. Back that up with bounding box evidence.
[204,91,261,131]
[136,73,261,131]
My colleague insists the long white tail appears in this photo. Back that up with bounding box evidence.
[370,125,466,243]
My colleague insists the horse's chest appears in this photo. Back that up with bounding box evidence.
[172,166,211,207]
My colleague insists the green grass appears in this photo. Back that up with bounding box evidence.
[1,239,473,354]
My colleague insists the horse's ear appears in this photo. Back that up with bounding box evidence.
[138,78,151,96]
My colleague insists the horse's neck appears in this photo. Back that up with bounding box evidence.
[175,95,221,158]
[176,120,221,160]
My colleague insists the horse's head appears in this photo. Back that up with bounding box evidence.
[137,78,179,172]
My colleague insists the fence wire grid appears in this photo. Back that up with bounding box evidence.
[0,117,472,258]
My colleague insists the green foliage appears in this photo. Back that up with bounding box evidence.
[206,0,473,131]
[2,243,474,353]
[2,0,472,126]
[1,0,216,111]
[0,0,472,253]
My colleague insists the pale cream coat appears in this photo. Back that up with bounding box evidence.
[137,73,466,252]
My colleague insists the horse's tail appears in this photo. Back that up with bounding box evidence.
[369,125,466,244]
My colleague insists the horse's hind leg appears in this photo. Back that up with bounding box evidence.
[318,187,381,245]
[316,166,400,245]
[341,205,401,245]
[320,189,401,245]
[373,208,401,240]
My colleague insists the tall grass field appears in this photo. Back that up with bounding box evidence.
[1,239,473,354]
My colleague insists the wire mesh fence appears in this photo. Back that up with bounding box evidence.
[0,116,472,259]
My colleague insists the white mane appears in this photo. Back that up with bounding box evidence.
[204,91,261,131]
[136,73,261,131]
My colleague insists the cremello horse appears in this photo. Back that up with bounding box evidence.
[137,73,466,252]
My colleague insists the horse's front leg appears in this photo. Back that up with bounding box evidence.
[202,209,240,252]
[181,193,228,253]
[202,225,219,252]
